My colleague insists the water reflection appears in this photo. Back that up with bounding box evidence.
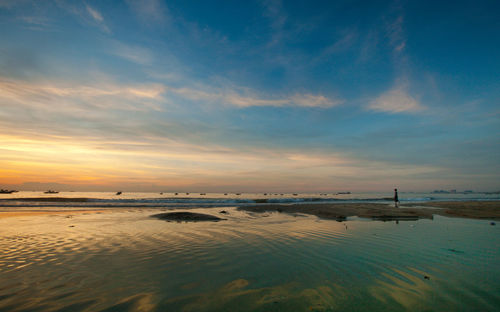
[0,208,498,311]
[162,279,347,311]
[370,267,435,310]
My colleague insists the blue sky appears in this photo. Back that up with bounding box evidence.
[0,0,499,192]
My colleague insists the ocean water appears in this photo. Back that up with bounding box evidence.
[0,205,498,311]
[0,191,499,211]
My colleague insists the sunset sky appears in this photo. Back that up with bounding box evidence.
[0,0,499,192]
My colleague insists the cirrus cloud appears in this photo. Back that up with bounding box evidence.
[368,86,424,114]
[167,86,343,109]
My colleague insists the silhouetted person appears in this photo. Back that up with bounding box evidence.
[394,188,400,208]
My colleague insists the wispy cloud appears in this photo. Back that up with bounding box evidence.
[357,29,379,63]
[310,28,359,66]
[167,86,343,109]
[85,4,110,33]
[368,85,424,113]
[0,77,165,112]
[386,15,406,53]
[323,29,358,55]
[55,2,110,33]
[18,15,50,26]
[0,74,348,192]
[289,94,342,108]
[221,93,289,108]
[0,130,440,192]
[0,74,341,114]
[86,4,103,23]
[261,0,288,46]
[126,0,169,27]
[109,41,154,65]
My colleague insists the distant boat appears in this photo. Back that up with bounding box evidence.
[224,193,228,195]
[337,192,351,195]
[44,190,59,194]
[174,193,178,195]
[186,193,189,195]
[293,193,298,196]
[235,193,241,195]
[159,192,163,195]
[200,193,206,195]
[0,189,16,194]
[116,191,122,195]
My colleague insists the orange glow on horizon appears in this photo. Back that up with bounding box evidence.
[0,131,443,192]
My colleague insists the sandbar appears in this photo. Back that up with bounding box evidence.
[405,201,500,219]
[238,201,500,220]
[152,212,225,222]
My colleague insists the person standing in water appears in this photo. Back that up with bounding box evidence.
[394,188,400,208]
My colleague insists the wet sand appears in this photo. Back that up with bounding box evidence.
[406,201,500,219]
[1,197,89,202]
[0,210,105,219]
[1,201,498,220]
[238,201,500,220]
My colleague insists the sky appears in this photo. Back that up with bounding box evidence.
[0,0,499,192]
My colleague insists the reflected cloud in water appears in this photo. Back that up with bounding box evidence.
[0,208,498,311]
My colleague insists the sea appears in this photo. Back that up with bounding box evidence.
[0,192,499,311]
[0,191,499,210]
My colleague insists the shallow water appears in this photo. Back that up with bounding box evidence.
[0,207,498,311]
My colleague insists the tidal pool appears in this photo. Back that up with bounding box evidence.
[0,207,498,311]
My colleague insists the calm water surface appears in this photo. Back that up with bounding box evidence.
[0,207,498,311]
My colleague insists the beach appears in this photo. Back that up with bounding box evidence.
[1,198,499,221]
[1,192,499,311]
[1,202,498,311]
[0,209,105,219]
[238,200,500,221]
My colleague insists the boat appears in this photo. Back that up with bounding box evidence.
[116,191,122,195]
[44,190,59,194]
[0,189,16,194]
